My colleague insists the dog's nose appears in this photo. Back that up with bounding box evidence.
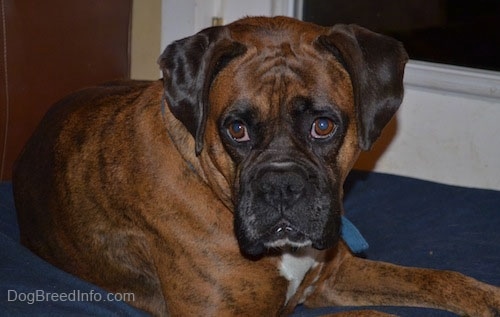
[257,170,306,208]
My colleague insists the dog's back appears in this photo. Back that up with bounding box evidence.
[14,80,152,253]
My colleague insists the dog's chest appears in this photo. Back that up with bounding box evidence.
[279,248,320,304]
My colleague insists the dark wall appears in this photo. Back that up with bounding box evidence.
[0,0,132,180]
[302,0,500,71]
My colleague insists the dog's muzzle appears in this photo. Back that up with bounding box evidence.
[234,161,341,256]
[256,166,310,247]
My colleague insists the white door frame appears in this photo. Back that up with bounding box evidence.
[161,0,295,49]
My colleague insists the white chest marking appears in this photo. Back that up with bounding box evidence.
[279,247,319,304]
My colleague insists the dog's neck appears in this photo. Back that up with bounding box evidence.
[160,96,209,182]
[160,89,234,210]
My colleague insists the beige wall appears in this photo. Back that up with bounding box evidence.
[131,0,162,80]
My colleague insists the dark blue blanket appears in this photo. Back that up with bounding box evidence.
[1,171,499,316]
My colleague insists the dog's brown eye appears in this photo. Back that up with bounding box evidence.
[227,121,250,142]
[311,117,336,139]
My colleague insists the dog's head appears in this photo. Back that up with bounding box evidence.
[159,16,407,256]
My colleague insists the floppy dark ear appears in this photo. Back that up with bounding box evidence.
[158,26,246,155]
[315,25,408,150]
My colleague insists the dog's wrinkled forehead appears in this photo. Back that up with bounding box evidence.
[226,18,331,75]
[213,19,352,119]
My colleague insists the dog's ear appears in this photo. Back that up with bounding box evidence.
[158,26,246,155]
[315,25,408,150]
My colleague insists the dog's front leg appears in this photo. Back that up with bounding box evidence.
[304,243,500,316]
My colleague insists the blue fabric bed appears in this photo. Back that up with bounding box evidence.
[1,171,499,316]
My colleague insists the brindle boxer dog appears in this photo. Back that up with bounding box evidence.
[13,16,500,316]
